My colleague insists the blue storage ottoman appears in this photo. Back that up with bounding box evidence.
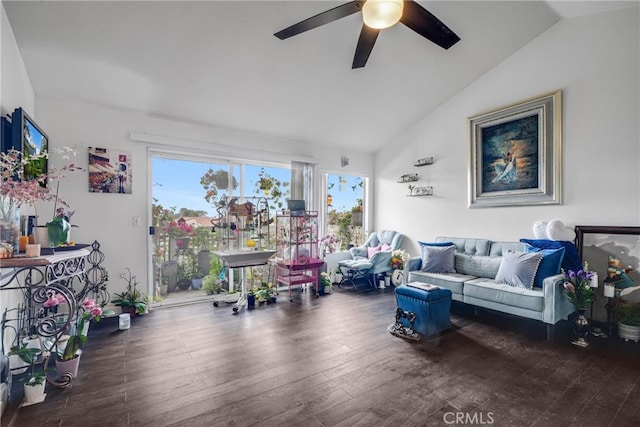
[394,284,452,336]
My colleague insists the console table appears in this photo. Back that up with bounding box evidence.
[1,247,91,389]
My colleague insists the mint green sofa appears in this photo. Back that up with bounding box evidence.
[407,237,575,340]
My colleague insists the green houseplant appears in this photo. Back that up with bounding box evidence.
[113,268,147,315]
[176,261,192,290]
[320,272,332,295]
[613,298,640,342]
[9,343,47,403]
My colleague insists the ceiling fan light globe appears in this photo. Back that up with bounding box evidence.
[362,0,404,29]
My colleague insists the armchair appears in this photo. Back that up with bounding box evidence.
[349,230,404,275]
[338,230,404,290]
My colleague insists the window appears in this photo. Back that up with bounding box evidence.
[322,173,367,251]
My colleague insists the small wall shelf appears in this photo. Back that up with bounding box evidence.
[407,186,433,197]
[414,157,434,167]
[397,173,418,183]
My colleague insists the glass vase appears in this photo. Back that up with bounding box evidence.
[0,200,20,258]
[572,309,590,348]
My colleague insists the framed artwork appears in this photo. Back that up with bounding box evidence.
[88,147,132,194]
[468,90,562,207]
[575,226,640,322]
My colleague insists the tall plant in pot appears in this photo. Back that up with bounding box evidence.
[113,268,147,315]
[55,298,102,378]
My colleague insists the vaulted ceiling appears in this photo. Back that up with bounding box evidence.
[4,1,632,153]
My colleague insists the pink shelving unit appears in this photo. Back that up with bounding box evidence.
[275,211,324,300]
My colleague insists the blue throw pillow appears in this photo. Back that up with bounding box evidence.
[523,244,565,288]
[495,251,542,290]
[418,241,454,247]
[519,239,581,272]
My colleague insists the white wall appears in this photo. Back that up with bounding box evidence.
[375,7,640,256]
[34,98,374,299]
[0,2,35,353]
[0,2,34,117]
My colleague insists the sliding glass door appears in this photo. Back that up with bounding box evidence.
[150,151,290,306]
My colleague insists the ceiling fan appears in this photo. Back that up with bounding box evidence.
[274,0,460,69]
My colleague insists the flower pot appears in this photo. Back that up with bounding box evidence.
[0,201,19,258]
[23,382,45,405]
[247,294,255,309]
[46,217,70,248]
[175,237,190,250]
[56,353,81,378]
[191,278,203,290]
[324,285,332,295]
[617,322,640,342]
[177,279,191,290]
[121,306,137,317]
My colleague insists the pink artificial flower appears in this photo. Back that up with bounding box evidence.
[90,306,103,317]
[55,294,67,304]
[564,282,576,293]
[43,297,59,308]
[82,299,96,309]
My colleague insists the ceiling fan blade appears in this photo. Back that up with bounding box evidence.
[352,24,379,69]
[400,0,460,50]
[274,1,364,40]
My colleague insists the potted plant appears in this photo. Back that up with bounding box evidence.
[613,298,640,342]
[113,268,147,316]
[9,343,46,404]
[253,282,276,304]
[176,261,192,290]
[246,288,256,309]
[202,274,225,295]
[190,255,204,289]
[55,298,102,378]
[562,267,596,347]
[320,272,332,295]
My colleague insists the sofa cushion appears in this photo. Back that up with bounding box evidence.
[495,251,542,289]
[407,271,474,296]
[488,241,526,257]
[520,239,582,272]
[339,259,374,271]
[523,244,565,288]
[454,253,503,279]
[464,278,544,312]
[436,237,490,256]
[420,245,456,273]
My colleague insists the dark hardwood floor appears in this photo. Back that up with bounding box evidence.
[3,286,640,426]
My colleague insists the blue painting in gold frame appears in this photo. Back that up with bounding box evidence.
[468,90,562,208]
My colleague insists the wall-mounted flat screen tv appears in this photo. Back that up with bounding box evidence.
[12,107,48,185]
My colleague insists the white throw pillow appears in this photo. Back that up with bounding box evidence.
[495,251,542,289]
